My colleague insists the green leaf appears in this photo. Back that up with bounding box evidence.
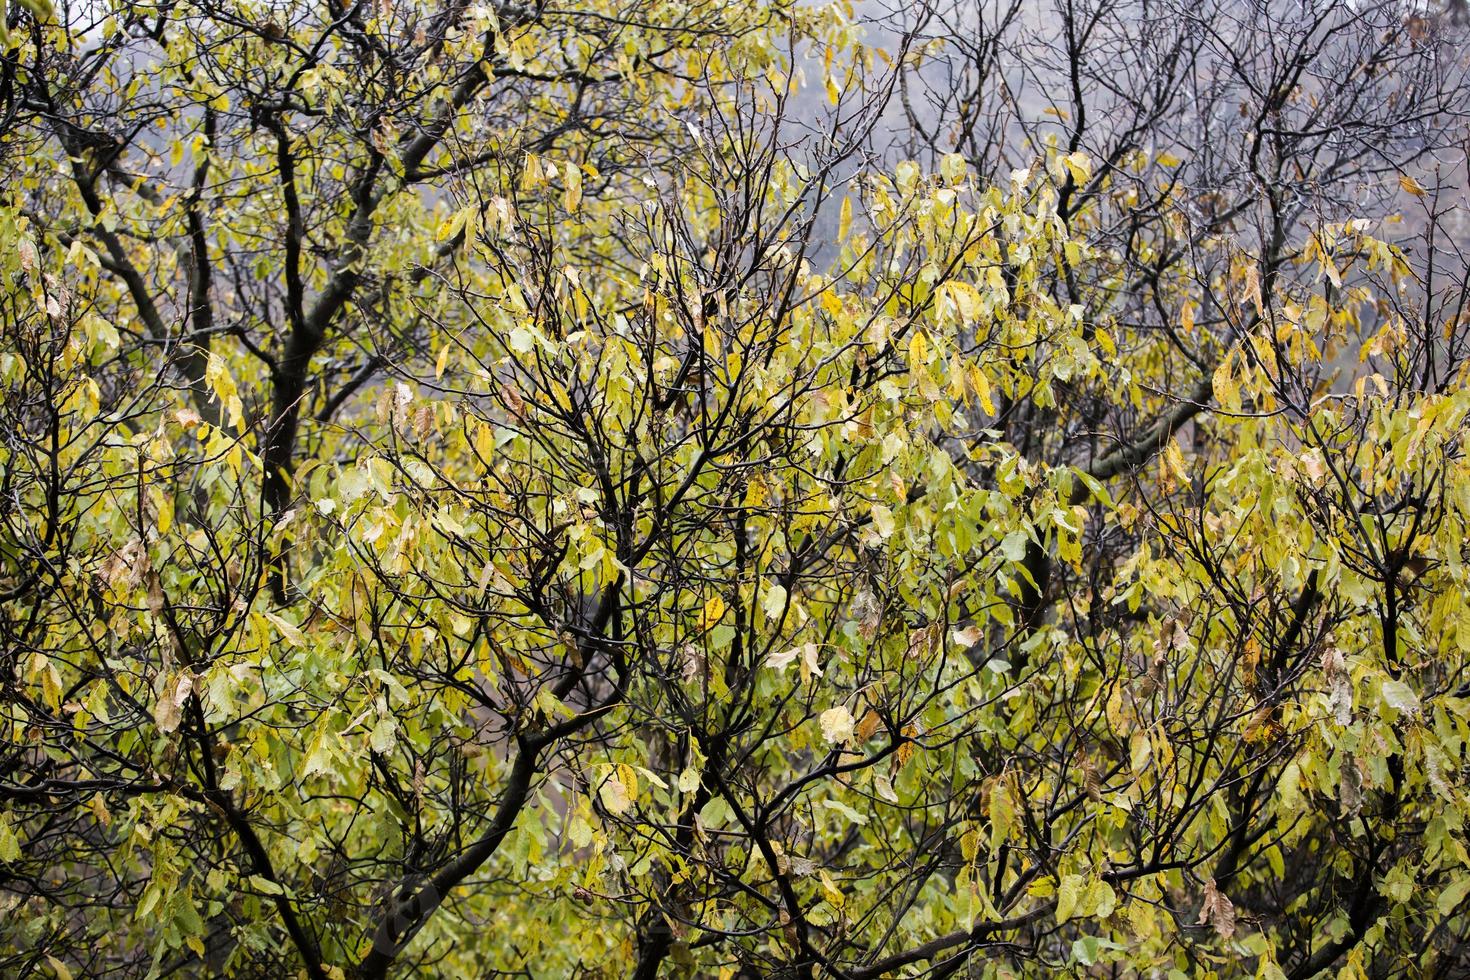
[0,815,20,863]
[249,875,287,897]
[822,799,868,825]
[1438,876,1470,917]
[1381,679,1420,716]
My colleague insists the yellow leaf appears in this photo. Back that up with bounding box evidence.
[152,489,174,536]
[1062,151,1092,184]
[819,869,845,908]
[1164,441,1188,484]
[968,364,995,415]
[1130,730,1153,774]
[563,163,583,213]
[1399,174,1426,197]
[473,420,495,462]
[1055,873,1084,923]
[947,354,967,400]
[700,595,726,632]
[600,765,636,814]
[869,503,895,539]
[908,330,929,366]
[940,153,967,185]
[264,611,305,647]
[204,353,244,429]
[435,206,469,242]
[939,280,982,323]
[820,706,855,745]
[677,766,700,793]
[838,195,852,243]
[1212,357,1237,409]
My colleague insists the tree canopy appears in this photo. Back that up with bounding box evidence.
[4,0,1470,977]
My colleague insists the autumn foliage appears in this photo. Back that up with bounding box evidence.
[4,1,1470,977]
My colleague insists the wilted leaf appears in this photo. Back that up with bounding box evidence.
[1198,878,1236,939]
